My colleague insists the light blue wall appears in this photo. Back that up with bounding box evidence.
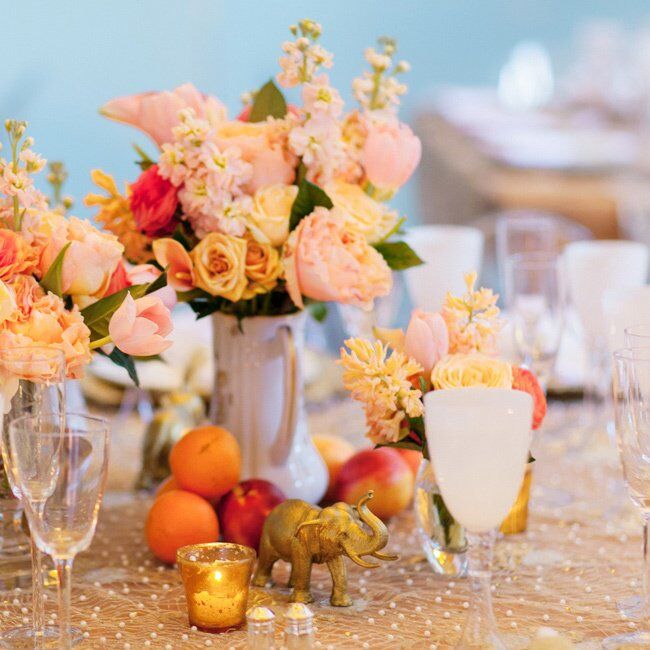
[3,0,649,220]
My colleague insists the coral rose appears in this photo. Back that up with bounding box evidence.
[129,165,179,237]
[431,353,513,390]
[324,180,398,243]
[242,237,282,299]
[362,120,421,192]
[108,294,173,357]
[404,309,449,375]
[153,238,195,292]
[39,216,124,299]
[283,206,392,310]
[511,366,547,430]
[105,260,131,297]
[100,83,227,146]
[247,184,298,247]
[190,233,248,301]
[0,229,37,282]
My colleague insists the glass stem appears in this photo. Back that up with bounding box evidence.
[54,557,73,650]
[459,529,504,649]
[31,535,45,644]
[643,514,650,620]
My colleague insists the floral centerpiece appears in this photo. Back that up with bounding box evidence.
[0,120,174,497]
[85,20,423,502]
[339,273,547,569]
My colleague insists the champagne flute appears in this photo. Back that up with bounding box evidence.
[626,324,650,348]
[424,387,533,649]
[0,346,65,648]
[606,348,650,648]
[7,412,109,650]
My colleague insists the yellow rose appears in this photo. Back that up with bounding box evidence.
[431,353,513,390]
[190,233,248,301]
[324,179,399,243]
[242,237,282,299]
[247,184,298,247]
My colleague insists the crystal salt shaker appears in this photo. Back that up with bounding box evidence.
[284,603,314,649]
[247,606,276,649]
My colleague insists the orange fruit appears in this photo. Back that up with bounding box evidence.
[145,490,219,564]
[155,475,178,498]
[169,425,241,500]
[312,434,355,502]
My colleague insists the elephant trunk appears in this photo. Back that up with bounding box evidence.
[356,491,388,553]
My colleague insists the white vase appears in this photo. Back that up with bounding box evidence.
[210,311,328,504]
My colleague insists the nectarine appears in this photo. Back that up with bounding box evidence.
[312,434,356,502]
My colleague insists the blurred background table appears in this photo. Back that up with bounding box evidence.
[0,399,643,649]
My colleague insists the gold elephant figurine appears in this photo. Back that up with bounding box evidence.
[252,491,397,607]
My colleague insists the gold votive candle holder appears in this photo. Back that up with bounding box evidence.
[500,465,533,535]
[177,542,256,632]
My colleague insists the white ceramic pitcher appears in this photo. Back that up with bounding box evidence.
[210,311,327,504]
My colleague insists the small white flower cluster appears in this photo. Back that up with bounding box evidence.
[158,109,253,238]
[0,120,48,225]
[277,19,333,89]
[352,37,410,112]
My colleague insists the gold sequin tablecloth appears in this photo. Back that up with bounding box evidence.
[0,402,644,649]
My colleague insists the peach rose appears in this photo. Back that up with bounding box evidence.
[404,309,449,375]
[0,276,91,379]
[0,280,16,326]
[431,353,513,390]
[38,216,124,299]
[190,233,248,301]
[324,180,398,243]
[108,294,173,357]
[242,237,282,299]
[100,83,227,146]
[0,229,37,282]
[283,207,392,310]
[247,184,298,247]
[153,238,195,292]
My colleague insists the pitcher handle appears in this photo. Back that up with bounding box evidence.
[271,325,298,465]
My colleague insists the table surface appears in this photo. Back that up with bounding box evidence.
[0,400,644,649]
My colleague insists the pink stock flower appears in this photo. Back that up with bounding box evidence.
[100,83,227,146]
[283,207,392,310]
[108,294,173,357]
[129,165,179,237]
[152,238,195,292]
[362,120,421,191]
[403,309,449,375]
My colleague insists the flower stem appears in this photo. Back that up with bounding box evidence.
[90,335,112,350]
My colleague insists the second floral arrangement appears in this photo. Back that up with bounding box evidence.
[88,19,423,320]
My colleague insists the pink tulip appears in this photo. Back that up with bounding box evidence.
[100,83,227,146]
[404,309,449,375]
[108,294,173,357]
[152,238,195,292]
[127,264,177,311]
[362,121,421,191]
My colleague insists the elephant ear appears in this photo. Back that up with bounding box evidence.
[295,519,323,537]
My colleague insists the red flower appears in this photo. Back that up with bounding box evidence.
[103,259,131,297]
[511,366,547,430]
[129,165,179,237]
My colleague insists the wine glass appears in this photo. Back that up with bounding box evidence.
[0,346,66,648]
[606,348,650,648]
[626,324,650,348]
[504,252,563,390]
[7,412,109,650]
[424,387,533,649]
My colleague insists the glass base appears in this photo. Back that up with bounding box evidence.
[602,631,650,649]
[419,533,468,577]
[617,594,643,620]
[455,631,507,650]
[0,625,83,648]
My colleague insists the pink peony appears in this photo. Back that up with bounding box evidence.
[108,294,173,357]
[100,83,227,146]
[129,165,179,237]
[283,207,392,310]
[246,147,296,193]
[362,121,421,191]
[403,309,449,375]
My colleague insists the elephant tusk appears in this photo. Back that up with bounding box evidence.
[371,551,399,562]
[295,519,323,536]
[346,551,380,569]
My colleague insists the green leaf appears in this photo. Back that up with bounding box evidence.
[375,439,423,453]
[374,241,423,270]
[40,243,71,297]
[107,347,139,386]
[81,284,148,340]
[308,302,328,323]
[145,271,167,295]
[289,179,333,231]
[133,143,155,171]
[249,79,287,122]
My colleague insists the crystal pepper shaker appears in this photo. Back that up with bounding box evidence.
[284,603,314,649]
[247,606,276,649]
